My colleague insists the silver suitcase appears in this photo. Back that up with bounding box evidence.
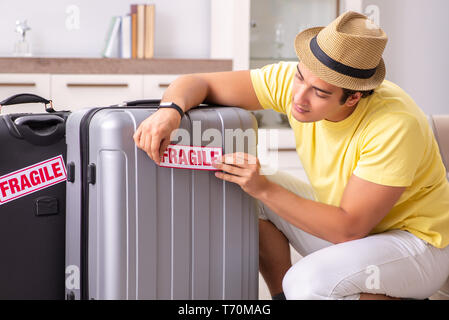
[65,100,259,300]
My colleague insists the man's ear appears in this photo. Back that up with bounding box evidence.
[345,92,362,107]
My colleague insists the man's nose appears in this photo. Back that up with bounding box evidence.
[293,86,309,106]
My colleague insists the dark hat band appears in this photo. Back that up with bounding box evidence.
[310,36,377,79]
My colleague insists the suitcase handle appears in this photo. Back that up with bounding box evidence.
[118,99,206,109]
[4,114,65,146]
[119,99,161,107]
[0,93,56,113]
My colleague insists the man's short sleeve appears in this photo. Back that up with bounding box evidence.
[250,61,295,114]
[354,113,427,187]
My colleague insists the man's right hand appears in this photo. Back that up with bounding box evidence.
[133,108,182,165]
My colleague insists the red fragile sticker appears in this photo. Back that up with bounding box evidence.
[0,155,67,205]
[160,144,222,171]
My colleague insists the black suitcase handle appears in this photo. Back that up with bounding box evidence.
[3,114,66,146]
[119,99,161,107]
[118,99,212,109]
[0,93,56,113]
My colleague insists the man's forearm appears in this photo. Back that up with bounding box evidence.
[257,180,359,244]
[161,75,209,113]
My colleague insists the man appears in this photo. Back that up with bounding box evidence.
[133,11,449,300]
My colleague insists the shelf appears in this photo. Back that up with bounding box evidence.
[0,57,233,74]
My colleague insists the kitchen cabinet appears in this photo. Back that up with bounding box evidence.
[0,74,173,113]
[0,74,178,113]
[0,74,50,113]
[0,58,232,113]
[210,0,340,70]
[250,0,340,127]
[143,75,180,101]
[249,0,340,69]
[211,0,339,128]
[50,74,144,111]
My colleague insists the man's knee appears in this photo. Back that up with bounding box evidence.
[282,257,364,300]
[282,259,330,300]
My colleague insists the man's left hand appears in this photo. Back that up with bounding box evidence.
[212,152,270,199]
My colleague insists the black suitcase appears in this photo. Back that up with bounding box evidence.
[0,94,69,299]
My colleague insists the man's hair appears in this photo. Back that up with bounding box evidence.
[339,88,374,105]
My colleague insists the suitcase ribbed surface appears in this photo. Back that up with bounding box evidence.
[65,106,259,300]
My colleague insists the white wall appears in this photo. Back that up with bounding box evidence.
[210,0,250,70]
[342,0,449,115]
[0,0,210,58]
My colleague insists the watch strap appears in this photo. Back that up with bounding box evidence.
[158,102,184,118]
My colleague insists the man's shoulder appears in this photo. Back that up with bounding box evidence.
[374,80,407,95]
[365,80,425,122]
[251,61,297,77]
[361,106,425,144]
[249,61,297,113]
[371,80,415,104]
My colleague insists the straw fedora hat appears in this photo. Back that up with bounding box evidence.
[295,11,388,91]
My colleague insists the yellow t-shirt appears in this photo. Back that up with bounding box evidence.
[251,61,449,248]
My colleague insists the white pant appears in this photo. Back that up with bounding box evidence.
[258,169,449,300]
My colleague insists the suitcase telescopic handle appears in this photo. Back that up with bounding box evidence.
[0,93,56,113]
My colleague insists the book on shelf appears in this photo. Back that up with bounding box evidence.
[102,16,121,58]
[136,4,145,59]
[131,5,138,59]
[144,4,155,59]
[133,3,156,59]
[120,15,132,59]
[102,4,155,59]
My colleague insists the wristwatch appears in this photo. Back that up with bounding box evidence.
[158,102,184,118]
